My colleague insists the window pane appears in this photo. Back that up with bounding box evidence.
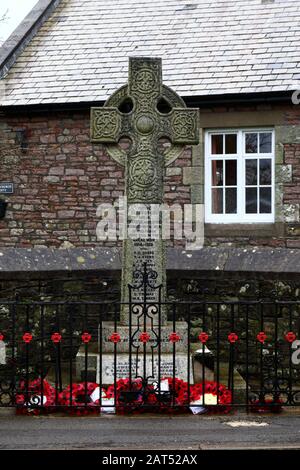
[212,188,223,214]
[246,159,257,185]
[259,133,272,153]
[225,188,237,214]
[211,134,223,154]
[225,134,237,154]
[260,188,272,214]
[245,133,258,153]
[260,159,272,185]
[225,160,237,186]
[212,160,223,186]
[246,188,257,214]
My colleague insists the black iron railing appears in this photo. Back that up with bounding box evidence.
[0,267,299,413]
[0,299,299,412]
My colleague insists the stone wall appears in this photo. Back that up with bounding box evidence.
[0,101,299,248]
[0,110,191,248]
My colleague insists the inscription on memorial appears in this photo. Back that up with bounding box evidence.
[0,341,6,365]
[98,354,193,384]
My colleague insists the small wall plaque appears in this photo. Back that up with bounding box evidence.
[0,183,14,194]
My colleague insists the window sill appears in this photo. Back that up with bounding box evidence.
[204,222,284,238]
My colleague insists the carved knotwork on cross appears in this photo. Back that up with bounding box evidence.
[91,57,200,204]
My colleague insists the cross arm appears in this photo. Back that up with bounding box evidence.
[159,108,200,145]
[90,107,133,143]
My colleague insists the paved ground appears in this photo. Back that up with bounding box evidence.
[1,411,300,450]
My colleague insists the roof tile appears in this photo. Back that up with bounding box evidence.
[0,0,299,106]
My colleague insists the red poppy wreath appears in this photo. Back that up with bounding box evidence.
[15,377,232,415]
[58,382,105,415]
[15,378,56,415]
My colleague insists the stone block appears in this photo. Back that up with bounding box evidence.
[76,349,193,385]
[3,155,20,165]
[183,166,203,185]
[275,184,284,221]
[276,125,300,144]
[65,168,85,176]
[283,203,300,223]
[40,134,56,144]
[57,210,75,218]
[106,353,192,385]
[191,142,204,167]
[275,142,284,164]
[191,184,204,204]
[287,239,300,249]
[44,176,60,184]
[276,164,292,184]
[99,321,189,353]
[166,167,182,177]
[49,167,64,176]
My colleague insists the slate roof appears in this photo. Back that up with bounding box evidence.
[0,0,300,106]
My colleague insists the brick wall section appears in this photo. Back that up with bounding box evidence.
[0,110,191,248]
[284,145,300,204]
[0,103,299,249]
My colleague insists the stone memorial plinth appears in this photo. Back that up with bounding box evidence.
[101,321,189,353]
[76,321,192,384]
[76,349,193,385]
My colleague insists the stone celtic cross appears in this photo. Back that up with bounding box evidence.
[91,57,199,322]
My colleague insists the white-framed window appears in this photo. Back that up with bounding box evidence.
[205,129,275,223]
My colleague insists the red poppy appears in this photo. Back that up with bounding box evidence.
[22,332,33,343]
[0,333,4,341]
[51,332,62,344]
[198,332,209,344]
[81,332,92,343]
[169,332,181,343]
[257,332,267,344]
[139,332,150,343]
[285,332,297,343]
[109,332,121,343]
[228,332,238,344]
